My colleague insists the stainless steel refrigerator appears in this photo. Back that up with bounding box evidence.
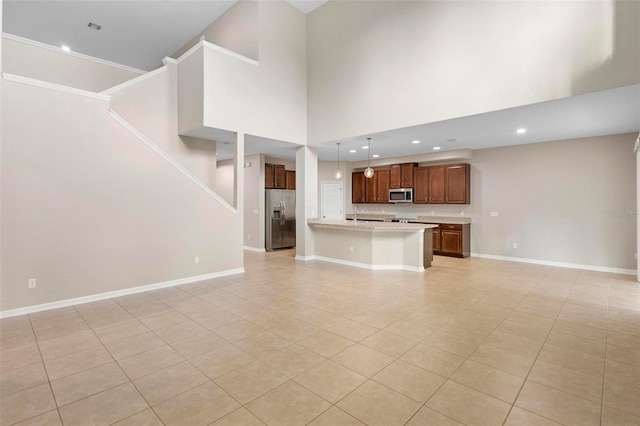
[265,189,296,251]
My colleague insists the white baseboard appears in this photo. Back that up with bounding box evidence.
[295,254,314,261]
[299,255,424,272]
[243,246,266,253]
[0,268,245,319]
[470,252,637,275]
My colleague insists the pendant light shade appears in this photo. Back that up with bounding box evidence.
[364,137,374,178]
[335,142,343,179]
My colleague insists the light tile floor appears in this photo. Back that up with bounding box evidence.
[1,250,640,425]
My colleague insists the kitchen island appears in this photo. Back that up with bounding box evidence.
[307,219,437,271]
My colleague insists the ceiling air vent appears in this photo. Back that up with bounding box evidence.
[87,22,101,30]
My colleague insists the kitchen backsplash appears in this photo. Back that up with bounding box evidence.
[351,203,472,219]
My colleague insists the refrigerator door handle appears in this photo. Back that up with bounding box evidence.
[280,200,285,226]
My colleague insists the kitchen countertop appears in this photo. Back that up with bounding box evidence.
[308,218,437,232]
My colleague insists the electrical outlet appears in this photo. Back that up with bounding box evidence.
[490,212,499,217]
[28,278,37,289]
[513,243,518,249]
[349,246,354,253]
[247,235,251,240]
[194,256,200,264]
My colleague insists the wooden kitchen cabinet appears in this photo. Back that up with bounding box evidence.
[376,169,390,203]
[353,170,389,204]
[428,163,470,204]
[413,167,429,204]
[401,163,417,188]
[428,165,445,203]
[365,172,377,203]
[389,164,401,188]
[265,163,275,188]
[285,170,296,190]
[432,227,441,253]
[390,163,416,188]
[352,172,366,203]
[274,165,286,189]
[432,223,470,258]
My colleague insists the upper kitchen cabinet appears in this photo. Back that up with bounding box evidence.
[428,163,470,204]
[401,163,417,188]
[428,165,446,203]
[352,172,366,203]
[274,165,286,189]
[353,170,389,204]
[265,163,275,188]
[389,164,401,188]
[375,169,390,203]
[389,163,416,188]
[285,170,296,190]
[446,163,470,204]
[413,167,429,204]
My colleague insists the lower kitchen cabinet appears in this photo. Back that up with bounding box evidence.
[432,223,470,258]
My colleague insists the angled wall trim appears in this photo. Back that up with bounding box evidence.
[101,65,168,95]
[2,72,112,101]
[109,110,237,214]
[173,40,259,67]
[2,33,146,75]
[202,40,259,66]
[0,269,245,319]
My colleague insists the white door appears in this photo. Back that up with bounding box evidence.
[321,181,344,220]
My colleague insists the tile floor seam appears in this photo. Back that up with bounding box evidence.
[503,281,589,426]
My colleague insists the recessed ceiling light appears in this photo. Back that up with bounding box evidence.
[372,154,380,158]
[433,147,441,150]
[516,128,527,134]
[61,45,71,52]
[362,146,369,150]
[349,149,356,153]
[412,140,420,144]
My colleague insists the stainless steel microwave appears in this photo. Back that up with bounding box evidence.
[389,188,413,203]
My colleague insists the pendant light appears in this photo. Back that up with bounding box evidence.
[334,142,343,179]
[364,137,374,178]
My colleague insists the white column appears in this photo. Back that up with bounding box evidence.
[235,132,244,214]
[295,146,318,260]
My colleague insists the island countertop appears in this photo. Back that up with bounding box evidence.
[308,219,437,232]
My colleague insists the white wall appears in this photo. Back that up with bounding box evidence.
[243,154,265,250]
[172,0,258,61]
[343,133,637,272]
[1,80,243,312]
[179,1,307,145]
[2,35,141,92]
[110,63,218,190]
[307,1,640,143]
[216,159,236,206]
